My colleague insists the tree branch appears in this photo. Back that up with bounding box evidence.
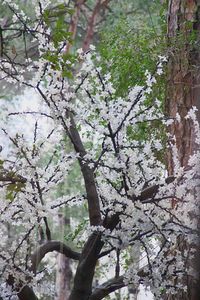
[68,115,102,226]
[89,276,125,300]
[30,240,80,274]
[82,0,112,51]
[134,176,175,203]
[18,286,39,300]
[0,172,27,184]
[89,268,149,300]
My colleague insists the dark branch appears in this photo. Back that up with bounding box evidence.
[18,286,39,300]
[134,176,175,203]
[0,172,27,184]
[30,240,80,274]
[68,114,102,226]
[89,276,125,300]
[90,268,149,300]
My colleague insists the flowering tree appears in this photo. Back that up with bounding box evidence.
[0,1,199,300]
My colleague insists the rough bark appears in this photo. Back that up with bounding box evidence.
[166,0,200,170]
[166,0,200,299]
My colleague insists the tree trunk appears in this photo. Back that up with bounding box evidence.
[55,253,72,300]
[68,233,103,300]
[166,0,200,299]
[166,0,200,171]
[55,214,72,300]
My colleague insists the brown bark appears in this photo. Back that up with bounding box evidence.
[166,0,200,299]
[166,0,200,172]
[65,0,111,53]
[82,0,111,52]
[65,0,87,53]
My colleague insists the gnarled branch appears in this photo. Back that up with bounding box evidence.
[30,240,80,274]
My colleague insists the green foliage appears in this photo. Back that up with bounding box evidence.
[5,182,25,201]
[0,160,25,200]
[99,18,166,97]
[44,9,73,48]
[98,4,168,163]
[43,4,74,24]
[42,6,77,78]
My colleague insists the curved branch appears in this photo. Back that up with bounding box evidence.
[89,268,149,300]
[30,240,80,273]
[89,276,125,300]
[8,241,80,300]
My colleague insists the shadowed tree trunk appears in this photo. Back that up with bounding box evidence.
[165,0,200,299]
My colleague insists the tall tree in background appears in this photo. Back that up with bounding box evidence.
[166,0,200,299]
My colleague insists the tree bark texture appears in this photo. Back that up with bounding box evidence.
[166,0,200,171]
[166,0,200,299]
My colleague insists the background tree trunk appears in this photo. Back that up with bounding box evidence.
[55,214,72,300]
[128,246,140,299]
[166,0,200,168]
[166,0,200,299]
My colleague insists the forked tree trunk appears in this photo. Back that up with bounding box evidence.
[166,0,200,299]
